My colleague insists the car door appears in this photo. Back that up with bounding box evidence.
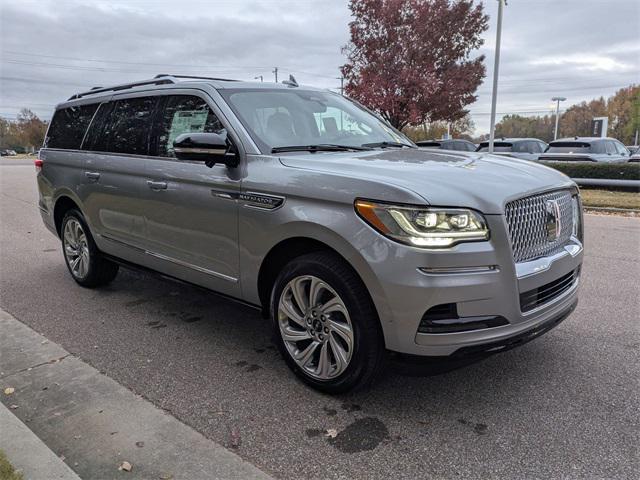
[140,92,241,296]
[80,94,158,256]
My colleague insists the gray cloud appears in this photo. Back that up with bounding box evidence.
[1,0,638,135]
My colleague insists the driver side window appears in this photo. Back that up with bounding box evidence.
[156,95,225,158]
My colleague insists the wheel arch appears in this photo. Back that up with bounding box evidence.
[53,194,82,237]
[255,232,390,341]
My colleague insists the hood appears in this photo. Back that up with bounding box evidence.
[278,148,574,214]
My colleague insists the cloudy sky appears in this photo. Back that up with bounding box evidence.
[1,0,638,134]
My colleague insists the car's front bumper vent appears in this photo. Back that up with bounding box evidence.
[520,268,578,312]
[418,303,508,334]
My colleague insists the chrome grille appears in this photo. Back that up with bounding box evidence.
[505,190,574,263]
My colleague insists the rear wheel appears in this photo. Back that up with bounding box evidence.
[61,209,119,287]
[271,252,385,393]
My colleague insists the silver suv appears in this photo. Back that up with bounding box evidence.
[37,75,584,393]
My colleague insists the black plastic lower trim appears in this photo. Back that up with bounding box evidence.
[450,299,577,358]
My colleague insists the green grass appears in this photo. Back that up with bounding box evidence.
[581,189,640,210]
[0,450,23,480]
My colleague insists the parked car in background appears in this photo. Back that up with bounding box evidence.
[629,150,640,162]
[416,138,476,152]
[540,137,631,163]
[626,145,639,155]
[476,138,547,161]
[1,149,17,156]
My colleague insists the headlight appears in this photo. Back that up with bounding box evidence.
[355,199,490,248]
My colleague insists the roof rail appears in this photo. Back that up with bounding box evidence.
[154,74,239,82]
[67,74,240,101]
[67,77,177,100]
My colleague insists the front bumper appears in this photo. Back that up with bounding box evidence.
[363,215,583,357]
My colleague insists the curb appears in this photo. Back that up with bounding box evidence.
[584,206,640,215]
[0,308,273,480]
[0,402,81,480]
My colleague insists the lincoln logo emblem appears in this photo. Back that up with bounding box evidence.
[545,199,562,242]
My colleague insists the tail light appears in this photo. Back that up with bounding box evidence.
[35,157,43,173]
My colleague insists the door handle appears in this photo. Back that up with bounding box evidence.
[147,180,168,190]
[85,172,100,181]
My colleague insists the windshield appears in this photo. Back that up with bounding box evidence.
[546,142,592,153]
[220,88,413,153]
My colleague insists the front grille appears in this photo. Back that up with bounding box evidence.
[505,190,574,263]
[520,268,578,312]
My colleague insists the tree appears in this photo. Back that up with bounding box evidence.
[403,113,475,142]
[15,109,47,151]
[495,114,555,142]
[0,109,48,152]
[491,85,639,144]
[559,98,607,139]
[607,85,640,144]
[341,0,488,130]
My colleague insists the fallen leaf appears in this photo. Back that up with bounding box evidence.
[4,387,15,395]
[119,461,132,472]
[325,428,338,438]
[229,428,241,448]
[9,404,18,410]
[135,441,144,448]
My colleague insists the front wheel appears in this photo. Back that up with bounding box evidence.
[270,252,385,393]
[61,209,119,288]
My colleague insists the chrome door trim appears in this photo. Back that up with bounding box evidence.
[99,234,238,283]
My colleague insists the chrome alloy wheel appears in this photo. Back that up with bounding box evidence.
[63,218,90,279]
[278,275,354,380]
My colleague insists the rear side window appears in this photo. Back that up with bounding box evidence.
[46,104,99,149]
[155,95,225,157]
[92,97,157,155]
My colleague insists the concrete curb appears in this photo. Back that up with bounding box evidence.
[0,402,81,480]
[0,308,273,480]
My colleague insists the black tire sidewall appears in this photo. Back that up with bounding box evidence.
[270,253,383,393]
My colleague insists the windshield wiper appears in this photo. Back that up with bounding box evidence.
[271,144,373,153]
[362,141,413,149]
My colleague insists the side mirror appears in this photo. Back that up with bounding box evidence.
[173,132,239,168]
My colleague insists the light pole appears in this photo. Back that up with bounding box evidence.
[272,67,278,83]
[551,96,566,140]
[254,75,263,82]
[488,0,505,154]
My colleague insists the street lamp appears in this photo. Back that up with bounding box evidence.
[551,96,566,140]
[488,0,506,154]
[254,75,264,82]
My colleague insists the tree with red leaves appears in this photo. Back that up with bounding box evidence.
[341,0,488,130]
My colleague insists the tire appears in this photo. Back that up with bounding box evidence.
[270,252,385,393]
[61,209,119,288]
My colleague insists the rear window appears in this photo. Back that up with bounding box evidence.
[477,142,513,152]
[46,104,99,149]
[546,142,592,153]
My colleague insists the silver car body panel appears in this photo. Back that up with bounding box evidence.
[37,80,583,357]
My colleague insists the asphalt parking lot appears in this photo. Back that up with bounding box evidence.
[1,160,638,479]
